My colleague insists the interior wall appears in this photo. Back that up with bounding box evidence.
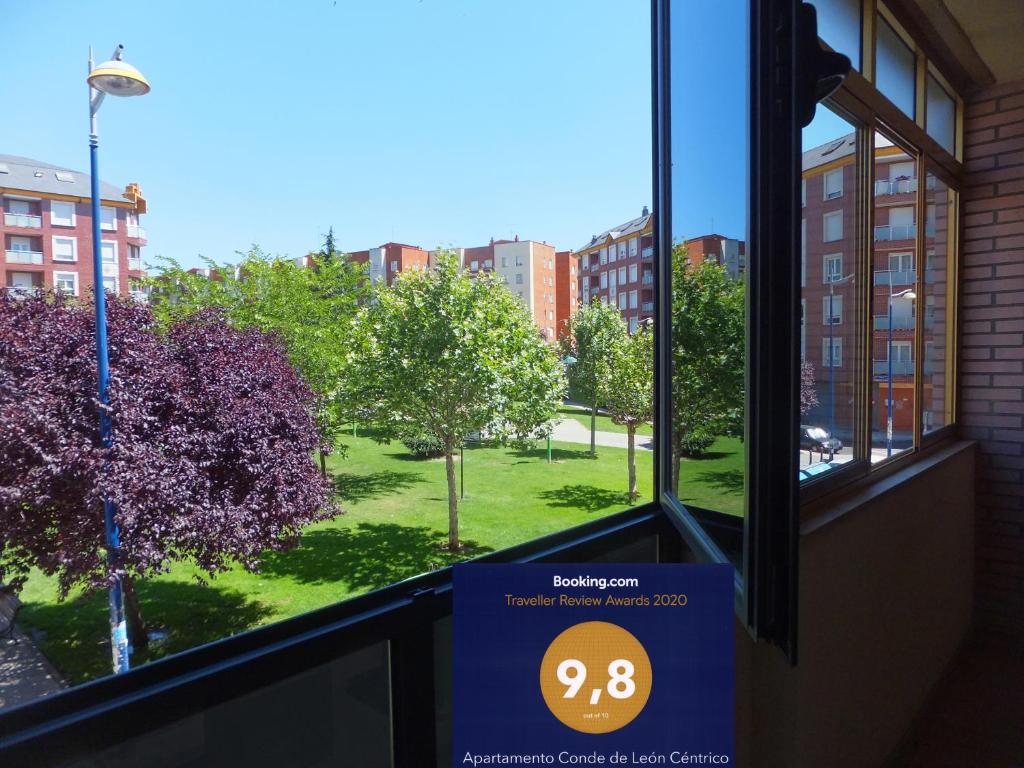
[737,442,975,767]
[959,78,1024,639]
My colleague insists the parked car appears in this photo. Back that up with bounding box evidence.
[800,425,843,454]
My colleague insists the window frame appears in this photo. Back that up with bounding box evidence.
[50,200,76,227]
[51,235,77,263]
[52,270,79,297]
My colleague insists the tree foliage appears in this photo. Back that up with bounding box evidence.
[670,248,745,483]
[559,300,628,455]
[601,323,654,501]
[800,361,819,417]
[349,252,564,550]
[0,292,335,608]
[147,246,369,471]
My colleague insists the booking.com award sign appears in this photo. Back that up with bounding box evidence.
[452,563,734,766]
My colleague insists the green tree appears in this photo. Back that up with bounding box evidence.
[670,248,745,490]
[349,252,564,551]
[560,300,628,456]
[147,246,370,475]
[321,226,339,262]
[601,322,654,501]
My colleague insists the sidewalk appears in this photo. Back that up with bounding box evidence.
[550,417,654,451]
[0,629,66,710]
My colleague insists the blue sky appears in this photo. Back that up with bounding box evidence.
[1,1,655,269]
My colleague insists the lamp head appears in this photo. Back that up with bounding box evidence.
[88,48,150,97]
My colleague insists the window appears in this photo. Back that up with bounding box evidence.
[609,269,617,290]
[617,266,626,284]
[53,271,79,296]
[391,260,399,272]
[618,293,627,309]
[876,15,915,118]
[822,337,843,367]
[515,255,524,267]
[823,168,843,199]
[629,290,638,310]
[8,199,30,215]
[823,253,843,283]
[501,256,508,268]
[823,210,843,241]
[101,275,118,294]
[926,75,956,156]
[812,0,862,69]
[599,248,607,265]
[608,244,616,263]
[629,264,638,282]
[515,273,523,284]
[822,294,843,324]
[600,271,608,289]
[629,316,639,334]
[887,251,913,274]
[52,235,77,262]
[100,205,117,231]
[484,259,492,269]
[101,241,117,264]
[9,236,32,251]
[51,201,75,226]
[629,238,638,257]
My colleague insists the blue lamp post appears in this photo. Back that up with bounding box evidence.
[886,284,916,458]
[87,44,150,674]
[826,272,854,454]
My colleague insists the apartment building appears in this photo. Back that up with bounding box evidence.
[0,154,147,300]
[554,249,579,338]
[801,133,935,441]
[684,233,746,279]
[347,242,430,286]
[576,207,654,333]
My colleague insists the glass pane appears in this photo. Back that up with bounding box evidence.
[812,0,862,70]
[75,642,392,768]
[872,132,917,461]
[875,16,916,118]
[927,75,956,155]
[669,0,748,518]
[922,174,953,433]
[799,106,861,479]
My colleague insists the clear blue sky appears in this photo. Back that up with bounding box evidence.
[1,0,658,269]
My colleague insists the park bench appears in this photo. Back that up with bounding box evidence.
[0,585,22,643]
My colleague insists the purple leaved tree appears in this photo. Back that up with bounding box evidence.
[800,361,819,416]
[0,292,335,646]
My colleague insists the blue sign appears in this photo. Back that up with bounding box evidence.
[452,563,734,766]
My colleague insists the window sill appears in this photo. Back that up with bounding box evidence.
[800,438,975,535]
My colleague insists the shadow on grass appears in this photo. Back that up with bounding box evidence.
[539,484,630,513]
[332,469,425,503]
[692,469,744,495]
[260,523,492,589]
[511,446,597,462]
[20,580,274,685]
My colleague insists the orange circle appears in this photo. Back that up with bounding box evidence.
[539,621,652,734]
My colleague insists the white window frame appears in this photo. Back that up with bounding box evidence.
[9,236,33,252]
[53,270,79,296]
[823,168,843,199]
[100,205,117,231]
[822,294,843,325]
[101,240,118,265]
[823,210,843,242]
[470,260,479,272]
[888,340,913,362]
[600,248,608,265]
[823,253,843,284]
[888,251,914,272]
[608,244,617,263]
[617,266,626,285]
[629,264,638,283]
[629,238,638,257]
[51,235,78,262]
[101,275,119,294]
[822,337,843,367]
[629,317,639,334]
[600,272,608,289]
[629,290,638,309]
[618,292,627,309]
[51,201,76,227]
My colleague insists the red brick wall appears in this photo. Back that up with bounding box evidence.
[960,78,1024,638]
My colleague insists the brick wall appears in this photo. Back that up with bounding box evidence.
[960,78,1024,638]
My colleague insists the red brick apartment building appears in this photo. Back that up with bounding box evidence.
[801,134,947,438]
[576,207,655,333]
[554,249,580,337]
[684,233,746,278]
[0,154,147,300]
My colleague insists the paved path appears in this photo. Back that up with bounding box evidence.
[551,418,654,451]
[0,629,66,710]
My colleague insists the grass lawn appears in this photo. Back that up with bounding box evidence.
[17,435,741,685]
[556,405,653,437]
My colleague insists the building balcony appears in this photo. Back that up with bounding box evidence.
[873,359,914,376]
[126,224,147,240]
[5,250,43,265]
[873,314,915,330]
[641,246,654,259]
[874,178,917,196]
[874,224,917,241]
[4,212,42,228]
[874,269,917,286]
[128,257,144,271]
[641,301,654,312]
[5,285,40,298]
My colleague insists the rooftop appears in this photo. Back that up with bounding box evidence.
[0,153,127,202]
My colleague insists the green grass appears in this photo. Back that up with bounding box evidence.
[17,435,741,685]
[556,405,653,437]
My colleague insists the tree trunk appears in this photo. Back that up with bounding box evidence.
[627,424,638,501]
[671,438,681,496]
[122,575,149,648]
[445,449,460,551]
[319,449,327,479]
[590,403,598,456]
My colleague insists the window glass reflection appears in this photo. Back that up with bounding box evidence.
[812,0,862,70]
[876,17,916,118]
[927,75,956,156]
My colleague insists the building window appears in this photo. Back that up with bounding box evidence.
[629,238,638,257]
[822,294,843,324]
[823,253,843,283]
[100,206,117,231]
[823,210,843,242]
[515,255,524,267]
[599,248,607,265]
[629,316,639,334]
[101,275,118,294]
[52,236,77,262]
[51,201,76,227]
[484,259,493,268]
[618,293,627,310]
[101,241,117,264]
[53,271,79,296]
[600,272,608,289]
[617,267,626,284]
[822,337,843,367]
[824,168,843,199]
[515,273,523,284]
[629,290,638,310]
[629,264,638,282]
[608,244,616,263]
[470,260,479,272]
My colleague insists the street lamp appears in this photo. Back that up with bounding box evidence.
[886,284,916,458]
[87,44,150,675]
[826,272,854,452]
